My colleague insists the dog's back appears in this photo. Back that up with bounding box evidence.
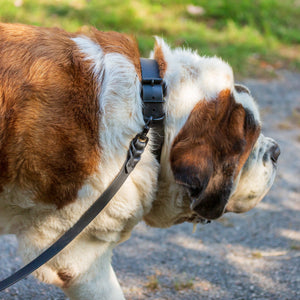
[0,23,101,209]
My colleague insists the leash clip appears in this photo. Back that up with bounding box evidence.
[125,127,149,174]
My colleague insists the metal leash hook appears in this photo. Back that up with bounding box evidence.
[125,117,153,174]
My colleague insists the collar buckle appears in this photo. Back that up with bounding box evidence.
[140,59,166,124]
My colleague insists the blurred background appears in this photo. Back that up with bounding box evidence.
[0,0,299,78]
[0,1,299,299]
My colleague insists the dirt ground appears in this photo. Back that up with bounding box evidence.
[0,70,299,300]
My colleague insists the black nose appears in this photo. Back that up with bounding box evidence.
[270,143,280,163]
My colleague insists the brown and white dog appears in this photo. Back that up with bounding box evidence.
[0,23,280,299]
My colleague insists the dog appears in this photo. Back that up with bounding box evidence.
[0,23,280,299]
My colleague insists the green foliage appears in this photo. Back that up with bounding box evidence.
[0,0,299,77]
[194,0,300,44]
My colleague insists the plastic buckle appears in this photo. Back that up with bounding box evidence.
[141,78,165,123]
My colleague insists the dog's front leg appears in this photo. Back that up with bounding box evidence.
[64,248,125,300]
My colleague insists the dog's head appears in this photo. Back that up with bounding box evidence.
[170,87,279,221]
[144,39,280,227]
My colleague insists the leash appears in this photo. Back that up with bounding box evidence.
[0,58,165,292]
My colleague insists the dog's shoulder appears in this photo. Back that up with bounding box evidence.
[83,27,142,78]
[0,23,127,208]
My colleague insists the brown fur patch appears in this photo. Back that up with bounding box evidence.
[0,23,144,209]
[154,43,167,78]
[170,89,260,219]
[217,89,261,176]
[57,270,73,288]
[0,23,101,208]
[88,28,142,80]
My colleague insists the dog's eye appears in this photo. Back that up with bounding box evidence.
[188,186,203,199]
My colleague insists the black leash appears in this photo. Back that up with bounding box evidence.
[0,128,149,292]
[0,58,165,292]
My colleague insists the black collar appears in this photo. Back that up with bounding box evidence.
[140,58,166,163]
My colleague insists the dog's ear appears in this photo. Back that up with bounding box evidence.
[170,143,214,203]
[170,90,259,220]
[152,37,169,78]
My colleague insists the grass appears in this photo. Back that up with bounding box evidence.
[0,0,299,77]
[145,274,195,292]
[290,244,300,250]
[145,275,160,290]
[251,251,263,259]
[174,278,194,291]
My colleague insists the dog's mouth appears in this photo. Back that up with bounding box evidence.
[174,213,211,225]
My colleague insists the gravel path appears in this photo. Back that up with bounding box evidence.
[0,70,299,300]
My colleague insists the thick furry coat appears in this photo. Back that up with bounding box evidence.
[0,23,279,299]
